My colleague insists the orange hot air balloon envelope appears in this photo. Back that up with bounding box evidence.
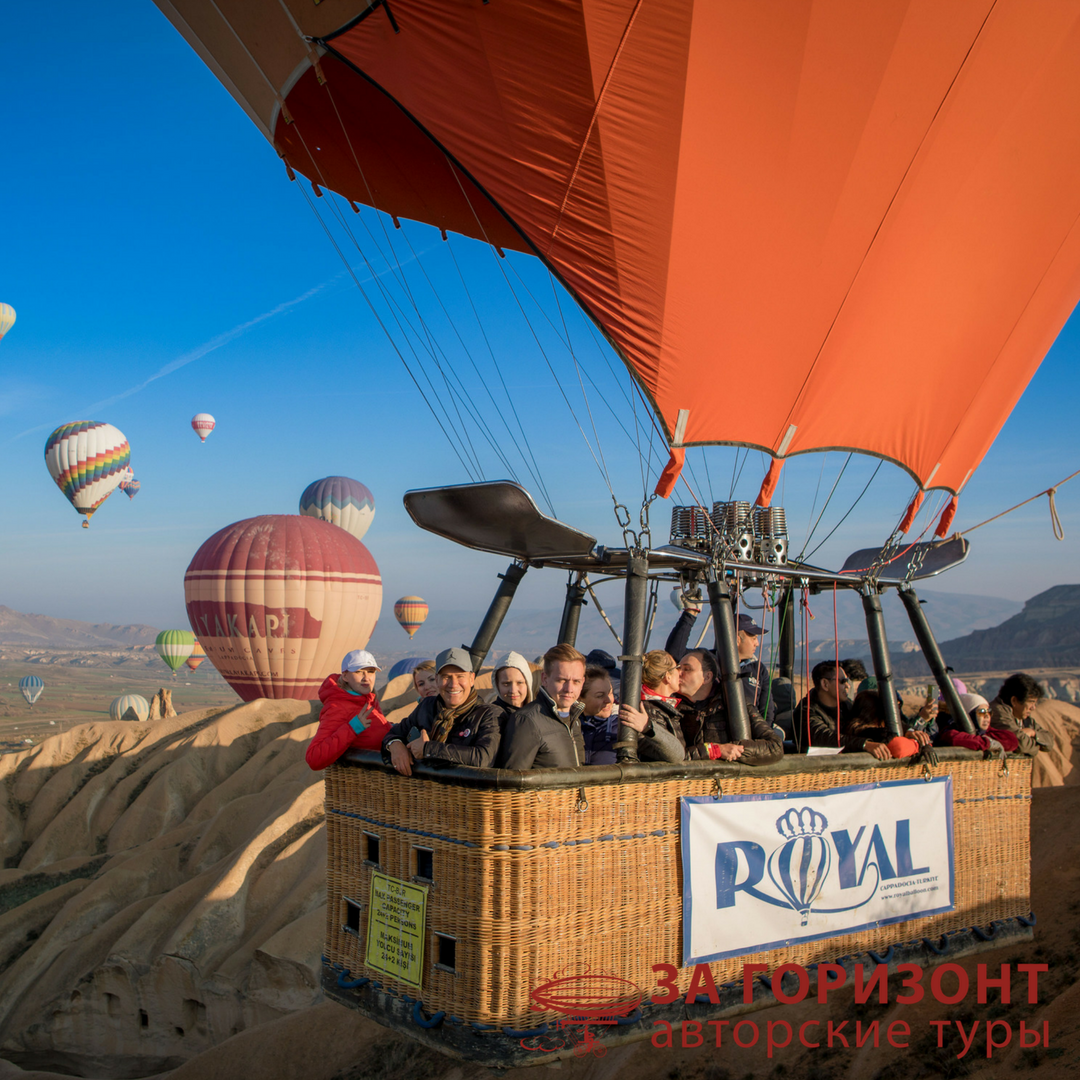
[157,0,1080,498]
[393,596,428,638]
[185,638,207,673]
[184,515,382,701]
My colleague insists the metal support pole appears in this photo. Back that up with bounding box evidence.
[465,562,527,673]
[778,585,796,682]
[614,551,650,762]
[708,575,751,740]
[861,590,903,737]
[898,586,975,733]
[556,573,588,647]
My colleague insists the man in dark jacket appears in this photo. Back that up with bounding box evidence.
[988,672,1052,757]
[675,649,782,764]
[497,643,587,770]
[792,661,852,752]
[384,647,501,774]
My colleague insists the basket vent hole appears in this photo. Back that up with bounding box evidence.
[436,934,456,972]
[364,833,380,865]
[414,847,434,882]
[345,898,362,934]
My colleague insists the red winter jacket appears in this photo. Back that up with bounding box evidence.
[939,726,1020,754]
[305,673,391,771]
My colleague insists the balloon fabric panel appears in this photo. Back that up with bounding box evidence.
[157,0,1080,496]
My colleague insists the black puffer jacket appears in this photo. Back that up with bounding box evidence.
[639,693,688,763]
[677,687,782,765]
[382,694,502,768]
[497,689,586,770]
[792,691,851,753]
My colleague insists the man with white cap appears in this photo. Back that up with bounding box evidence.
[305,649,390,770]
[383,647,502,776]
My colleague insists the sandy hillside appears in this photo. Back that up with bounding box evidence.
[0,696,1077,1079]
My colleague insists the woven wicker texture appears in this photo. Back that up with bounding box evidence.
[324,757,1030,1025]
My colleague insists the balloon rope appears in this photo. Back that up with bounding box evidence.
[585,583,623,648]
[833,582,841,748]
[956,467,1080,540]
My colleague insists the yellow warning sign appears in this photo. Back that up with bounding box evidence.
[365,871,427,989]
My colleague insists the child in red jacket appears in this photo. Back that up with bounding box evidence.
[306,649,392,770]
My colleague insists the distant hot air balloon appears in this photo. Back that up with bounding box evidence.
[394,596,429,638]
[184,515,382,702]
[121,479,141,499]
[18,675,44,708]
[155,630,196,676]
[387,657,433,682]
[299,476,375,542]
[185,638,207,673]
[110,694,150,722]
[0,303,15,342]
[191,413,216,442]
[44,421,131,528]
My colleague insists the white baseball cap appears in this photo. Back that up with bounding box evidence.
[342,649,382,673]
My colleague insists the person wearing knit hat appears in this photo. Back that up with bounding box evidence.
[491,651,534,732]
[936,691,1020,754]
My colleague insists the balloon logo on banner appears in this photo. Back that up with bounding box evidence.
[768,807,831,926]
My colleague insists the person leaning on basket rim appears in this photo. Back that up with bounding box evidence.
[496,643,587,770]
[305,649,391,771]
[383,647,502,776]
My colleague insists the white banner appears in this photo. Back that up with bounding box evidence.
[681,777,954,964]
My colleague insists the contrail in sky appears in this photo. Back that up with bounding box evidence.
[10,242,434,444]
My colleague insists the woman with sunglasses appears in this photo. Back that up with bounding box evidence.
[937,692,1019,754]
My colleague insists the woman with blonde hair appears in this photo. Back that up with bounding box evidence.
[617,649,686,762]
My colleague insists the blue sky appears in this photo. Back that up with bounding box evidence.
[1,4,1077,649]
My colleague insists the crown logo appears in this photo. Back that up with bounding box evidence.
[775,806,829,839]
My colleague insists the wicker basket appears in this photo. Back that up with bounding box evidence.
[324,753,1031,1029]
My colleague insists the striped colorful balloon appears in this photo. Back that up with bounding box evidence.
[122,479,141,499]
[155,629,196,676]
[191,413,216,443]
[393,596,429,638]
[110,694,150,722]
[299,476,375,542]
[185,638,207,672]
[44,421,131,527]
[18,675,44,707]
[184,515,382,702]
[0,303,15,341]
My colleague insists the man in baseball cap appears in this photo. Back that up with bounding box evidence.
[736,613,776,726]
[383,647,502,776]
[305,649,389,771]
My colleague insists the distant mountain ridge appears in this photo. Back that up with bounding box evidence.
[0,606,159,649]
[926,584,1080,672]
